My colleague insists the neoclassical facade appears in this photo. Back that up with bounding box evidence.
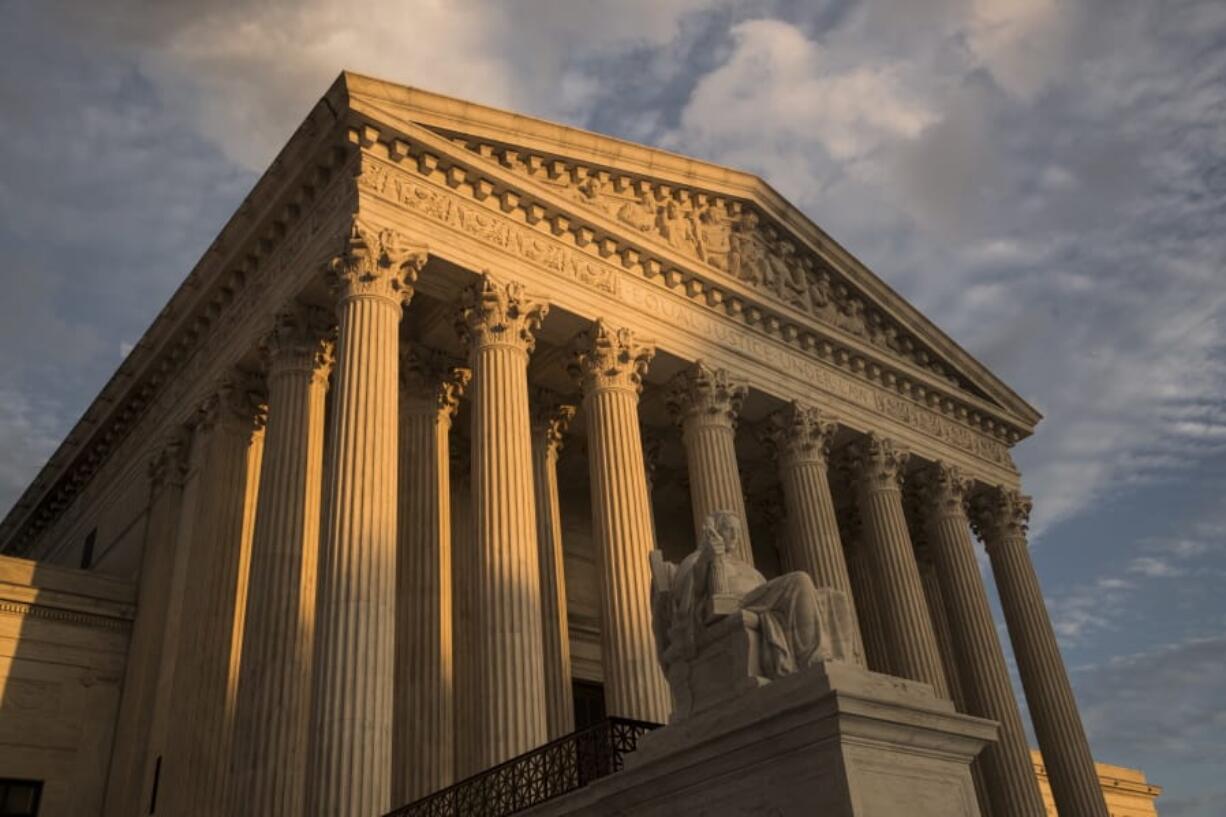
[0,73,1134,817]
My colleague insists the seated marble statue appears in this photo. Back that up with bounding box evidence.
[650,511,857,720]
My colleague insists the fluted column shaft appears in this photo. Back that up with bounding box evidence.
[458,273,550,772]
[309,225,423,817]
[842,545,890,673]
[231,307,333,817]
[103,433,190,817]
[162,381,265,817]
[667,362,752,563]
[531,396,577,739]
[573,321,672,724]
[763,403,864,663]
[849,434,948,697]
[973,488,1109,817]
[919,467,1046,817]
[393,355,468,804]
[450,447,478,777]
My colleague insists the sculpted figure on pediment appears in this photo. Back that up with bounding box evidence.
[576,173,611,207]
[805,268,839,323]
[659,198,701,258]
[767,239,808,311]
[729,210,769,286]
[695,200,733,271]
[617,188,660,234]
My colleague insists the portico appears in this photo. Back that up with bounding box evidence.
[0,73,1110,817]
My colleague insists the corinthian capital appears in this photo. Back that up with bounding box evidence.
[194,375,268,440]
[456,272,549,353]
[969,487,1033,544]
[665,361,747,427]
[759,401,837,468]
[530,388,577,457]
[921,461,973,521]
[327,222,427,306]
[568,319,655,395]
[262,302,335,383]
[147,428,191,492]
[848,432,909,491]
[400,346,471,421]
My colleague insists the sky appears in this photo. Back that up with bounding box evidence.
[1,0,1223,812]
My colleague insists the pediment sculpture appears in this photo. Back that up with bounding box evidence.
[649,510,857,722]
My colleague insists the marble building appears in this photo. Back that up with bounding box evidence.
[0,72,1159,817]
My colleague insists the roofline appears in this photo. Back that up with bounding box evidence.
[336,70,1040,426]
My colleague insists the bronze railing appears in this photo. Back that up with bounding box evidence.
[385,717,661,817]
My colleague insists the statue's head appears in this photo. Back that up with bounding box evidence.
[700,510,741,555]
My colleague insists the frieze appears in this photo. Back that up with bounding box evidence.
[444,135,972,394]
[360,158,619,296]
[360,156,1011,470]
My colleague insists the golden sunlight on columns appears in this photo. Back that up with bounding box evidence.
[919,464,1048,817]
[666,361,752,563]
[103,431,190,817]
[230,305,333,817]
[970,488,1110,817]
[161,378,266,817]
[760,402,864,664]
[309,225,423,817]
[457,272,550,771]
[571,320,672,724]
[847,433,948,697]
[530,392,577,739]
[393,350,469,804]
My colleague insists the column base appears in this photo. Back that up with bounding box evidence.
[523,661,996,817]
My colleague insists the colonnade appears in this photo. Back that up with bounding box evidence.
[125,234,1107,817]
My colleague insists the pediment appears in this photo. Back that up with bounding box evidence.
[335,72,1040,436]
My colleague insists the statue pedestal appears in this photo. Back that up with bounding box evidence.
[524,661,996,817]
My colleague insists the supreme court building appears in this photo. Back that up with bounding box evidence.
[0,73,1160,817]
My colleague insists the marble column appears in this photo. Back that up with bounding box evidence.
[231,305,334,817]
[393,350,469,804]
[530,392,577,739]
[913,529,995,817]
[971,487,1109,817]
[456,272,550,772]
[836,504,890,674]
[162,378,266,817]
[102,431,190,817]
[847,433,948,697]
[571,320,672,724]
[309,224,424,817]
[918,465,1047,817]
[449,440,478,778]
[761,402,864,662]
[666,361,753,563]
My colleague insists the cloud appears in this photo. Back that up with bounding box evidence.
[663,18,936,202]
[1076,634,1226,764]
[1127,557,1184,579]
[48,0,717,171]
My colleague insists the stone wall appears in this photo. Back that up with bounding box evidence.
[0,555,135,816]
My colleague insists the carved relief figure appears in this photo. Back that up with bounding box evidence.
[696,201,732,271]
[658,199,700,258]
[617,188,660,234]
[767,240,808,310]
[728,211,769,285]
